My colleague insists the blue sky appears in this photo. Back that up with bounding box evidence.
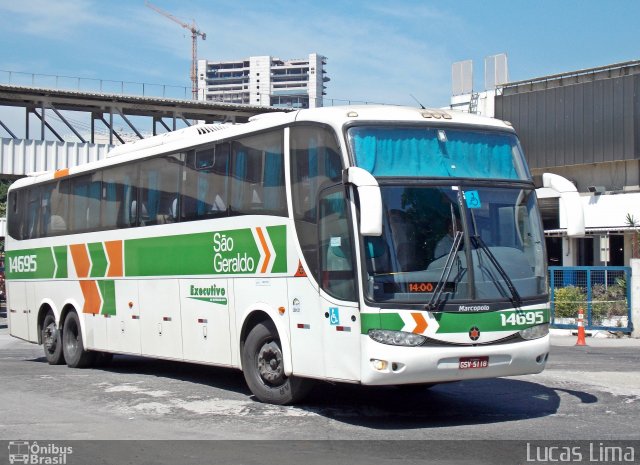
[1,0,639,107]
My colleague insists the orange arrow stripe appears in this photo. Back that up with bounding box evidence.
[79,280,102,314]
[411,312,428,334]
[70,244,91,278]
[105,240,123,277]
[255,227,271,274]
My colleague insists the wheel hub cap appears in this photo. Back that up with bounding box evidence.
[257,341,284,385]
[43,323,58,352]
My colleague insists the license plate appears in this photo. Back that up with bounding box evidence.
[459,356,489,369]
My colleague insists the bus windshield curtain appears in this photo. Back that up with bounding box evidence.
[352,128,518,179]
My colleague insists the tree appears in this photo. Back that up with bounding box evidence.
[626,213,640,259]
[0,179,10,217]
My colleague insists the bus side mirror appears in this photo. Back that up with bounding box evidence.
[542,173,585,238]
[343,167,383,236]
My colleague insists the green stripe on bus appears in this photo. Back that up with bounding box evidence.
[8,226,288,279]
[99,280,116,316]
[53,246,68,279]
[360,313,405,334]
[124,227,287,277]
[360,308,549,335]
[5,247,56,279]
[267,225,287,273]
[434,308,550,333]
[125,232,215,277]
[88,242,108,278]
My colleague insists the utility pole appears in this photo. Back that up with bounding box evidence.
[145,1,206,100]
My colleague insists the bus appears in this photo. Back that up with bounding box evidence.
[6,105,553,405]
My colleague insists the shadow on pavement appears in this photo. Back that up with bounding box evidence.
[27,351,597,430]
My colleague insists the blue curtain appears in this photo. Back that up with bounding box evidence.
[232,150,246,208]
[146,171,159,217]
[104,179,117,225]
[73,182,89,229]
[351,128,519,179]
[264,149,284,211]
[197,175,209,215]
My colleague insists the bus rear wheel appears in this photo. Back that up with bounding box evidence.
[42,311,65,365]
[242,321,311,405]
[62,311,96,368]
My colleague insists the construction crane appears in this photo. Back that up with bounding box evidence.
[145,1,206,100]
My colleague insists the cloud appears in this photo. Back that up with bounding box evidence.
[0,0,114,39]
[0,0,463,106]
[188,2,456,105]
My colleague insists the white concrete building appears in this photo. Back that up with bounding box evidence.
[197,53,328,108]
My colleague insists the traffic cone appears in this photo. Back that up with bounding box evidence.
[575,307,587,346]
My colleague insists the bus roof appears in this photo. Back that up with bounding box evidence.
[9,105,514,190]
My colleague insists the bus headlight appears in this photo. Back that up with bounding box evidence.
[368,329,426,346]
[519,323,549,340]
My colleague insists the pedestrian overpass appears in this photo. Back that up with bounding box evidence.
[0,83,285,177]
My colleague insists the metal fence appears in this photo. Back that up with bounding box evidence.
[549,266,632,332]
[1,70,192,100]
[0,70,394,107]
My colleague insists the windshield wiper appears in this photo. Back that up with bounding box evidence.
[425,231,463,311]
[471,234,523,307]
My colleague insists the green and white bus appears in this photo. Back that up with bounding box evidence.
[6,106,552,404]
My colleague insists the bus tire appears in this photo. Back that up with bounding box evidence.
[242,320,311,405]
[42,311,65,365]
[62,311,96,369]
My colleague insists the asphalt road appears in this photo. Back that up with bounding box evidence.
[1,311,639,463]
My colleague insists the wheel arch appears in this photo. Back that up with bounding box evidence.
[238,306,292,376]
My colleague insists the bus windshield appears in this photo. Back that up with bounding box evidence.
[361,185,546,306]
[348,126,530,180]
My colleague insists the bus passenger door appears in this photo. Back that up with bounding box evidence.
[287,275,325,379]
[317,187,361,382]
[180,279,232,365]
[6,281,30,341]
[107,280,141,355]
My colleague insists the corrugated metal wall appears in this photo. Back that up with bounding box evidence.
[0,138,113,176]
[495,73,639,170]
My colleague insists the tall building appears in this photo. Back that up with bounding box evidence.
[197,53,328,108]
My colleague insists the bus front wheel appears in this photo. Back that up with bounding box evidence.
[42,311,65,365]
[242,321,311,405]
[62,311,96,368]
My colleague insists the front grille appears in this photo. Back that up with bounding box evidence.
[419,332,523,347]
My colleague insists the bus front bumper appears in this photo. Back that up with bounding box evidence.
[360,334,550,385]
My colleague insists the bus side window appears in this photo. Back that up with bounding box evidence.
[181,145,228,221]
[103,164,137,229]
[69,173,101,233]
[230,130,286,216]
[318,187,356,301]
[7,190,23,240]
[41,183,57,237]
[138,154,182,226]
[290,125,343,283]
[48,180,70,235]
[25,187,41,239]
